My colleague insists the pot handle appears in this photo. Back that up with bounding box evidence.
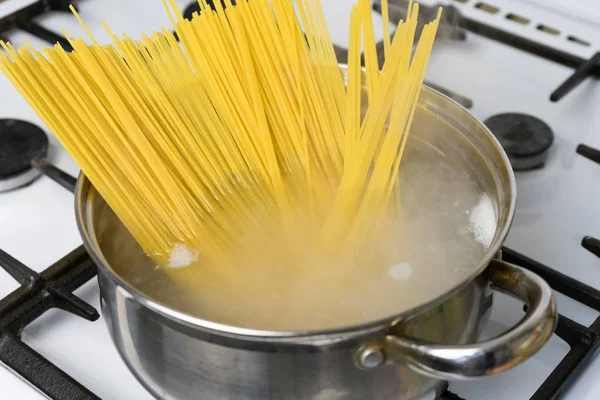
[373,259,557,380]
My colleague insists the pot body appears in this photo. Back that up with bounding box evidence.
[98,267,492,400]
[76,71,556,399]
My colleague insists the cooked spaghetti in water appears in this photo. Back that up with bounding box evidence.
[0,0,441,289]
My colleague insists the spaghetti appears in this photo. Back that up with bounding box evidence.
[0,0,441,285]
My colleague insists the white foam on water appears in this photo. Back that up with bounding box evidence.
[388,262,413,281]
[468,193,496,249]
[167,244,199,268]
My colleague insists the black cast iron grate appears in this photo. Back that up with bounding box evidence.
[0,163,597,400]
[0,164,100,399]
[440,248,600,400]
[0,1,81,50]
[0,245,100,400]
[372,1,600,103]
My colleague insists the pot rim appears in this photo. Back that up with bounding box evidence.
[75,83,517,341]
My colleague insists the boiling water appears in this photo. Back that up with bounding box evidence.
[98,132,497,332]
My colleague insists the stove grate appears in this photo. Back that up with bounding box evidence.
[439,248,600,400]
[372,1,600,102]
[0,246,100,400]
[0,1,79,50]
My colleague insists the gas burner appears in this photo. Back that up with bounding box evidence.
[0,119,49,192]
[484,113,554,171]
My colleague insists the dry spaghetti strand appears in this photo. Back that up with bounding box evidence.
[0,0,441,285]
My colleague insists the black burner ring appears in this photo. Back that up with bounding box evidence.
[0,119,49,191]
[484,113,554,171]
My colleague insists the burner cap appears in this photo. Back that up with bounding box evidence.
[484,113,554,171]
[0,119,49,192]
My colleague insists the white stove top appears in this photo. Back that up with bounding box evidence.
[0,0,599,399]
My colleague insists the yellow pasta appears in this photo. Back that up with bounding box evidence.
[0,0,441,286]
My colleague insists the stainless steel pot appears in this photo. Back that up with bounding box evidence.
[75,67,557,400]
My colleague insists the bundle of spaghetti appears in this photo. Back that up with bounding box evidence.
[0,0,441,286]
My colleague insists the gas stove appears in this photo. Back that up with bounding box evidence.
[1,0,600,399]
